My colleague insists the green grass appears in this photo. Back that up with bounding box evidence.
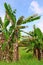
[0,47,43,65]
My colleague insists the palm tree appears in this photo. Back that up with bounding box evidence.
[4,2,40,61]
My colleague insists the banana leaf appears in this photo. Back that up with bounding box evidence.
[4,3,16,25]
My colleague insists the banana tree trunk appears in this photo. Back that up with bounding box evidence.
[33,48,36,56]
[33,45,36,56]
[13,43,19,61]
[0,45,3,60]
[37,48,41,60]
[35,48,41,60]
[4,46,9,62]
[42,49,43,58]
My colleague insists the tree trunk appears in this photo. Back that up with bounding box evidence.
[35,48,41,60]
[42,49,43,58]
[37,48,41,60]
[0,46,3,60]
[34,48,41,60]
[13,43,19,61]
[33,44,36,56]
[33,48,36,56]
[2,45,10,62]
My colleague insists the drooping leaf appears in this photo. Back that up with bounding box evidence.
[22,16,40,24]
[17,14,40,25]
[17,16,24,25]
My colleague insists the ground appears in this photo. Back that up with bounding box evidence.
[0,47,43,65]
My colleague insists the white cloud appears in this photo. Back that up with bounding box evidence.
[30,0,43,14]
[29,0,43,32]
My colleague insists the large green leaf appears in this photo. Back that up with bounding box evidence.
[8,4,12,13]
[4,3,16,26]
[3,16,10,29]
[22,16,40,24]
[17,14,40,25]
[34,28,42,39]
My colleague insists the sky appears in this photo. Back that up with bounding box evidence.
[0,0,43,35]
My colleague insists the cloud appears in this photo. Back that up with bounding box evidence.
[29,0,43,32]
[30,0,43,14]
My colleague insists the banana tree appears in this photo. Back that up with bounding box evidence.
[0,17,3,60]
[33,26,43,60]
[0,16,10,61]
[23,25,43,60]
[4,2,40,61]
[0,17,9,61]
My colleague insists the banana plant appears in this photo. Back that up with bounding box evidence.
[4,2,41,61]
[22,25,43,60]
[4,2,41,44]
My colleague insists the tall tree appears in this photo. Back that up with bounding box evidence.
[4,2,40,61]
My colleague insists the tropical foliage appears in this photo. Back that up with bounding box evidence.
[22,25,43,60]
[0,2,41,62]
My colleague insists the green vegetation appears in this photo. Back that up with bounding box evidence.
[0,2,43,65]
[21,25,43,60]
[0,2,40,62]
[0,47,43,65]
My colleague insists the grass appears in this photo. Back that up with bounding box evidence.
[0,47,43,65]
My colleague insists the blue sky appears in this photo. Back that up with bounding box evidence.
[0,0,43,35]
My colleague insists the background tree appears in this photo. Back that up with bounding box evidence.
[22,25,43,60]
